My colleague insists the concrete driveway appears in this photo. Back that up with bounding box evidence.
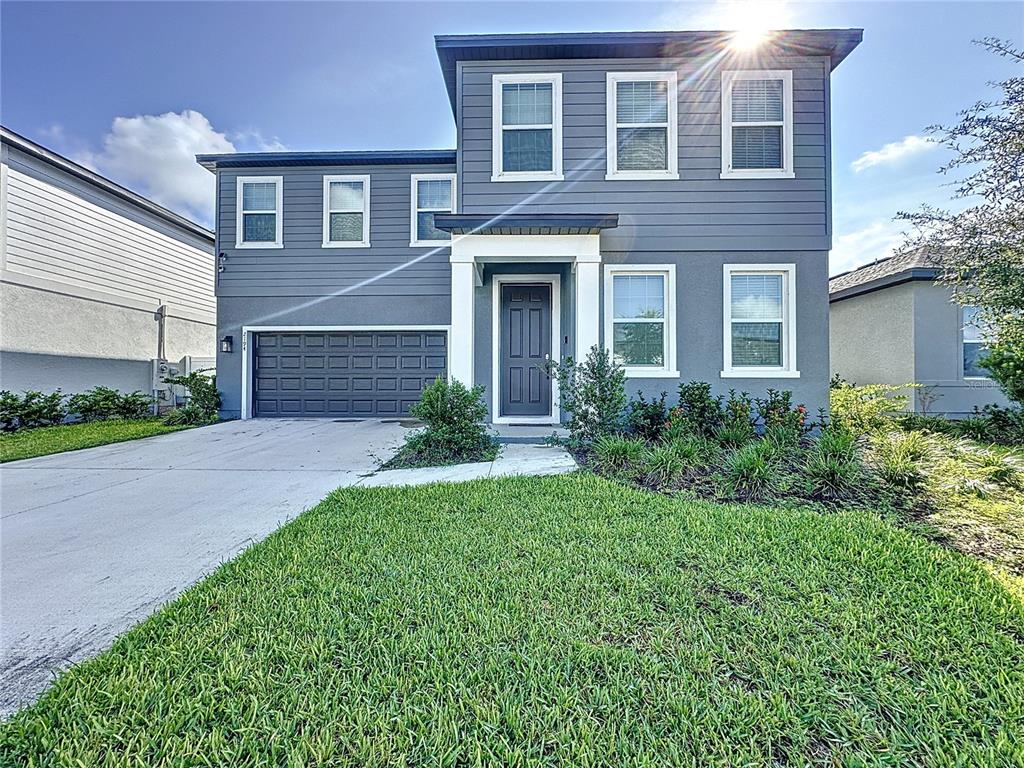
[0,418,409,717]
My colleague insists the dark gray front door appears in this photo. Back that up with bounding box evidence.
[253,331,447,417]
[500,283,552,418]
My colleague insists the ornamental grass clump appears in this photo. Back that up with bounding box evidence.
[592,434,646,477]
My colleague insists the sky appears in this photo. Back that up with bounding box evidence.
[1,0,1020,275]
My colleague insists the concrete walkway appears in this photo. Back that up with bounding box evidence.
[0,419,574,717]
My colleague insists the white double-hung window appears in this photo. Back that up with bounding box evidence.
[604,265,678,377]
[723,264,798,377]
[606,72,678,179]
[721,70,794,179]
[236,176,282,248]
[962,306,991,378]
[410,174,456,247]
[322,175,370,247]
[492,73,563,181]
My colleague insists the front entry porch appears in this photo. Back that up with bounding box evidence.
[435,213,618,425]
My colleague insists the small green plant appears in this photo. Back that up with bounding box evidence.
[626,392,668,442]
[591,434,646,476]
[384,378,497,469]
[755,389,808,436]
[717,390,755,447]
[871,431,930,492]
[719,440,781,501]
[980,339,1024,406]
[673,381,723,438]
[546,346,626,446]
[801,427,867,502]
[163,371,221,422]
[0,390,67,431]
[830,382,915,436]
[641,443,688,486]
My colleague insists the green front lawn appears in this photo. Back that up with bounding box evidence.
[2,475,1022,765]
[0,418,190,463]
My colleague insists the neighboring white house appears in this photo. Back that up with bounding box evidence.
[829,250,1009,416]
[0,127,216,399]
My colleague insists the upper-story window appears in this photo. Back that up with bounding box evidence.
[962,306,991,378]
[721,70,794,179]
[606,72,678,180]
[236,176,282,248]
[722,264,799,378]
[322,175,370,247]
[410,174,456,247]
[492,73,563,182]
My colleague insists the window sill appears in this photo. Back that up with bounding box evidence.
[491,173,564,183]
[606,171,679,181]
[322,241,371,249]
[235,242,283,249]
[720,170,796,180]
[624,369,680,379]
[721,369,801,379]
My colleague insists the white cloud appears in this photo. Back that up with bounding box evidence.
[850,134,937,173]
[830,220,908,276]
[76,110,236,225]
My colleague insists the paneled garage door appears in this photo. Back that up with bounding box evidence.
[253,331,447,417]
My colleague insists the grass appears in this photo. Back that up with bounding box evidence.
[0,418,190,462]
[2,475,1022,766]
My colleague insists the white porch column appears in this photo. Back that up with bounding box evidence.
[449,260,476,385]
[574,257,601,362]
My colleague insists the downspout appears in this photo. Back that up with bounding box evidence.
[154,304,167,415]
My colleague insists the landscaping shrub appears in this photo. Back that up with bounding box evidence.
[719,439,783,501]
[830,382,914,435]
[717,390,756,447]
[626,391,668,442]
[641,443,688,486]
[67,387,153,422]
[755,388,808,436]
[979,338,1024,405]
[900,405,1024,447]
[591,434,646,476]
[801,426,867,502]
[546,345,626,445]
[870,431,930,492]
[672,381,723,438]
[384,378,497,469]
[163,371,221,424]
[0,390,66,431]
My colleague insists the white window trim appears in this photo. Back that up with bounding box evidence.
[720,70,795,180]
[491,72,564,182]
[409,173,457,248]
[603,264,679,378]
[722,263,799,378]
[235,176,283,249]
[961,305,991,381]
[322,174,370,248]
[606,71,679,180]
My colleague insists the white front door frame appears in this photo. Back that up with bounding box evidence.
[239,324,451,420]
[491,274,561,425]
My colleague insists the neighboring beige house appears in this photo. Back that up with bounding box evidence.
[829,250,1008,416]
[0,127,216,399]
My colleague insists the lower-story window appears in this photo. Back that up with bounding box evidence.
[604,265,677,377]
[722,264,798,377]
[962,305,990,378]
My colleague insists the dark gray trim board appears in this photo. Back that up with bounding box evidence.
[434,213,619,235]
[1,126,213,242]
[197,150,457,172]
[829,270,939,303]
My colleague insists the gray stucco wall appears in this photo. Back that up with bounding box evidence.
[828,281,1008,416]
[0,280,214,396]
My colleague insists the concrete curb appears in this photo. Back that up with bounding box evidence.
[357,443,577,488]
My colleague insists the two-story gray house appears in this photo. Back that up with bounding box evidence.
[198,29,862,423]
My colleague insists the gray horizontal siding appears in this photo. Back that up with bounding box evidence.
[217,163,456,298]
[457,55,831,252]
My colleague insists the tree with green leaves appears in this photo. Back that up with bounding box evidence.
[897,38,1023,404]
